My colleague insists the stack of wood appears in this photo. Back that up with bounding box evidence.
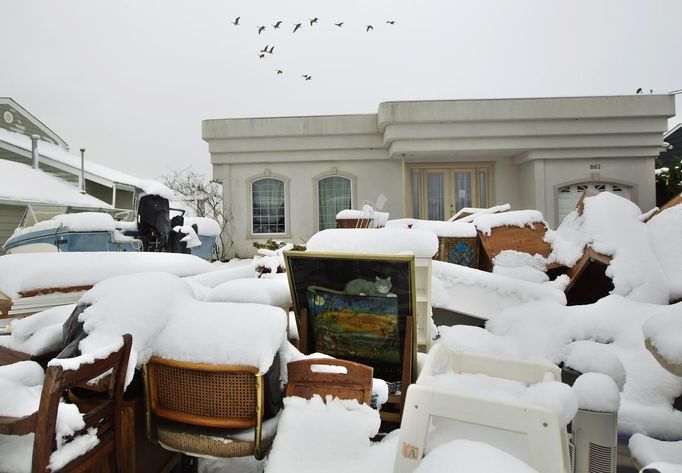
[0,285,90,324]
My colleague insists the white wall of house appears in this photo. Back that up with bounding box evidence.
[204,95,675,257]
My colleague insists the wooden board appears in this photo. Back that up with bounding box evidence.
[646,191,682,222]
[477,222,559,272]
[564,247,613,306]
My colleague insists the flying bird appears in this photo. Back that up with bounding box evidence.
[260,45,269,53]
[293,23,302,33]
[366,25,374,32]
[302,74,312,80]
[257,25,266,34]
[276,69,283,75]
[386,20,396,25]
[231,16,240,26]
[268,45,275,54]
[334,22,344,27]
[636,88,642,94]
[258,53,265,59]
[650,89,654,93]
[310,17,318,26]
[273,20,282,29]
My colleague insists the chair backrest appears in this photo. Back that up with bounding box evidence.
[285,358,373,405]
[394,384,571,473]
[418,344,561,385]
[32,333,132,473]
[145,356,262,429]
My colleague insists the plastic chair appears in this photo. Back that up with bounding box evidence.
[394,344,570,473]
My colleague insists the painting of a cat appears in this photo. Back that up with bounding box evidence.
[344,276,392,296]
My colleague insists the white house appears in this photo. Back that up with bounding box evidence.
[203,95,675,257]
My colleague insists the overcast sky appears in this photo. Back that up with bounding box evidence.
[2,0,681,179]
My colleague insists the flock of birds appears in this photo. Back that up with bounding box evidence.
[230,16,397,80]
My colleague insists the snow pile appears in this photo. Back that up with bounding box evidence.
[135,179,175,200]
[0,159,110,208]
[643,312,682,365]
[0,252,213,298]
[185,216,221,236]
[336,205,374,220]
[184,260,256,288]
[473,210,545,236]
[572,373,621,412]
[266,395,396,473]
[0,304,75,355]
[154,302,286,370]
[10,212,116,238]
[648,205,682,301]
[546,192,670,304]
[373,211,390,227]
[486,296,682,438]
[209,274,291,308]
[492,250,550,284]
[385,217,477,237]
[306,228,438,258]
[76,272,287,386]
[565,340,627,390]
[629,433,682,470]
[414,439,538,473]
[173,225,202,248]
[448,204,512,223]
[431,260,565,319]
[253,244,293,275]
[438,325,523,359]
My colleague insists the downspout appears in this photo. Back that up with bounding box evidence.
[79,148,86,194]
[401,153,406,217]
[30,135,40,169]
[112,183,117,208]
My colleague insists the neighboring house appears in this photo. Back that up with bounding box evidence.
[0,98,141,249]
[203,94,675,257]
[659,123,682,167]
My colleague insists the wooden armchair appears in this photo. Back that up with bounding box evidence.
[285,358,373,405]
[142,356,272,460]
[0,333,133,473]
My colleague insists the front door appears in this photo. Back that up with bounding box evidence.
[410,166,490,220]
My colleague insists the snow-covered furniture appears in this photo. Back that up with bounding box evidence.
[0,334,132,473]
[143,356,274,460]
[394,345,570,473]
[285,358,374,405]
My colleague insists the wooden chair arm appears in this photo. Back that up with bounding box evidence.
[0,412,37,435]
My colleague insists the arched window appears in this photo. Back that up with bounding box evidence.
[251,177,286,234]
[317,175,352,230]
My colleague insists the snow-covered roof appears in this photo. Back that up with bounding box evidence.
[0,127,139,188]
[0,159,111,208]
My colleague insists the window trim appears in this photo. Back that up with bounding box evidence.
[312,170,357,231]
[247,171,291,239]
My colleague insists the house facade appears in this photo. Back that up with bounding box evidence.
[203,95,675,257]
[0,98,141,249]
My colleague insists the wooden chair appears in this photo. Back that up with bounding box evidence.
[143,356,272,461]
[0,333,133,473]
[285,358,373,405]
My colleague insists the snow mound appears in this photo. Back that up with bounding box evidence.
[306,228,438,258]
[648,205,682,301]
[415,439,539,473]
[210,275,291,308]
[629,433,682,469]
[473,210,545,236]
[11,212,116,238]
[546,192,669,304]
[643,312,682,365]
[572,373,621,412]
[0,252,213,298]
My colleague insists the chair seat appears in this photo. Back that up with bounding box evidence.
[155,419,274,459]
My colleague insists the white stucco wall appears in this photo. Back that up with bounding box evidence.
[215,158,402,257]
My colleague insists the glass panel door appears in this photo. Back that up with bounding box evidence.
[426,172,445,220]
[454,171,473,212]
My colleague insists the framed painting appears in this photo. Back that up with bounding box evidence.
[284,251,417,384]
